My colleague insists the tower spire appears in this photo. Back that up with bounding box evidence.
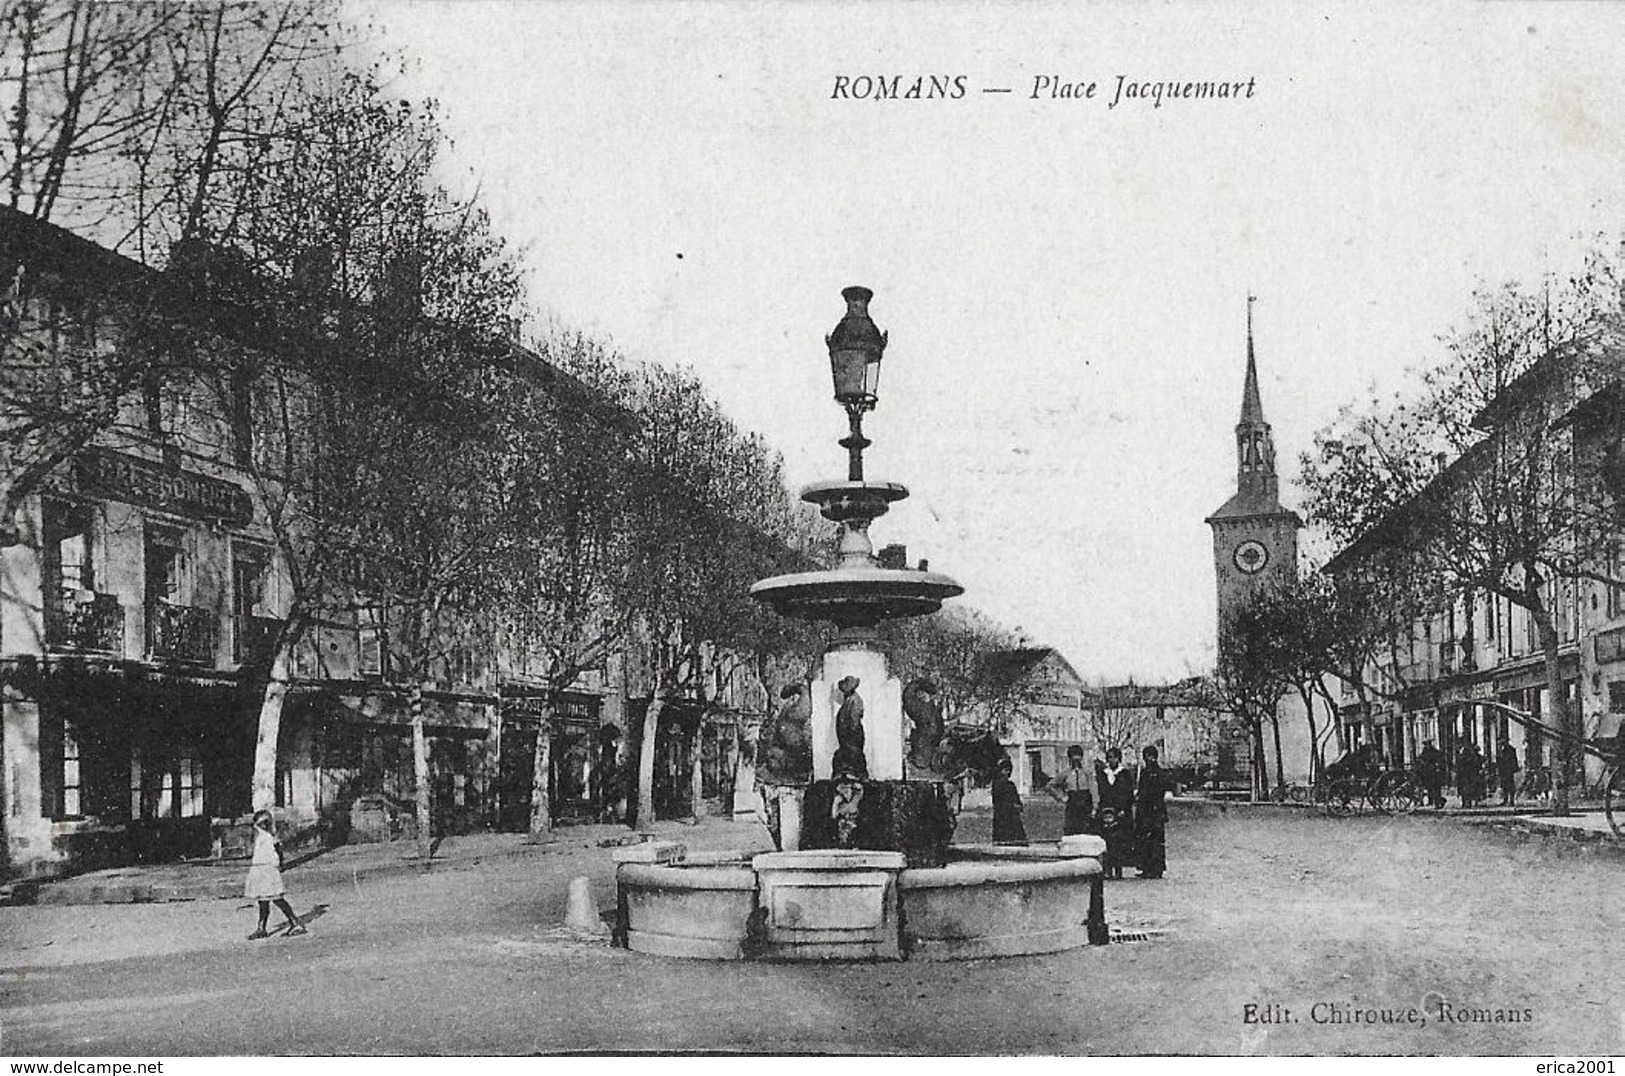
[1240,293,1263,425]
[1233,293,1276,496]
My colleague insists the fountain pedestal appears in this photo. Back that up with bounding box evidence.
[800,779,953,867]
[752,850,906,961]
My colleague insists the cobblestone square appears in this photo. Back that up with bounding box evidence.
[2,803,1619,1055]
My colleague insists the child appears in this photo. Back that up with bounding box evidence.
[245,809,307,940]
[1096,806,1126,879]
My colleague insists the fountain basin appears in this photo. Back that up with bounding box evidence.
[749,567,965,623]
[800,479,911,520]
[900,853,1108,960]
[613,841,1107,962]
[617,856,759,960]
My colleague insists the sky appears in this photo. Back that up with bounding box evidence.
[355,1,1625,681]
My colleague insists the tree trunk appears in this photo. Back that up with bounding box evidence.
[688,715,704,820]
[250,646,292,812]
[411,680,432,860]
[1250,715,1267,802]
[1538,616,1572,816]
[1300,685,1320,785]
[1270,710,1286,795]
[635,693,666,829]
[527,698,554,837]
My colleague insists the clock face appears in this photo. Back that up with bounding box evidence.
[1233,540,1269,575]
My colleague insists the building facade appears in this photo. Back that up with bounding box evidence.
[2,212,742,878]
[1327,326,1624,789]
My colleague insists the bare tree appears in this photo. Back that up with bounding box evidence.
[1302,262,1625,812]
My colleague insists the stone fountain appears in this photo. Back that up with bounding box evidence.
[612,287,1108,962]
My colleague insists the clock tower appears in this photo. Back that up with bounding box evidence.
[1206,300,1301,631]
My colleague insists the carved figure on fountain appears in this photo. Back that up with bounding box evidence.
[758,682,813,786]
[831,675,868,780]
[902,677,947,780]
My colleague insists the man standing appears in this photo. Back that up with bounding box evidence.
[1414,740,1446,810]
[1497,741,1520,807]
[1134,746,1173,879]
[1045,746,1095,835]
[1457,742,1484,807]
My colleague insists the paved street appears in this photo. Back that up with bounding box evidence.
[1,803,1620,1056]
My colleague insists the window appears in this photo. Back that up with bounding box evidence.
[229,367,254,465]
[61,722,82,817]
[357,605,387,679]
[144,526,186,607]
[143,372,164,436]
[131,747,205,819]
[1608,544,1624,620]
[700,723,736,800]
[179,755,204,817]
[43,501,95,601]
[233,555,267,619]
[1609,682,1625,715]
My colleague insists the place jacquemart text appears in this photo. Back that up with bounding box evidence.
[830,74,1257,108]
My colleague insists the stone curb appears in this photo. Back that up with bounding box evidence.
[1479,816,1622,848]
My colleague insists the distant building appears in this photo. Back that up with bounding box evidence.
[977,647,1089,793]
[973,648,1220,793]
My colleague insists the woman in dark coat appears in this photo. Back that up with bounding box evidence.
[1134,746,1173,879]
[1095,748,1135,879]
[1047,746,1095,835]
[991,755,1027,845]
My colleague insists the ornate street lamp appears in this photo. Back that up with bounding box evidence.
[826,285,888,481]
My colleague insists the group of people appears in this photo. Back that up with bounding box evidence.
[1412,739,1526,809]
[990,743,1174,879]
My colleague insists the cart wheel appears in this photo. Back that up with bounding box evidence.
[1327,778,1357,817]
[1368,775,1395,816]
[1605,766,1623,839]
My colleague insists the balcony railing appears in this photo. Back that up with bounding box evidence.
[234,614,281,665]
[45,591,125,654]
[148,603,219,664]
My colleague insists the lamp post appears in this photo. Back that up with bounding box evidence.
[826,286,888,481]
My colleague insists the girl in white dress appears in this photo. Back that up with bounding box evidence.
[244,809,306,939]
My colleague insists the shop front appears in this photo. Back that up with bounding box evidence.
[303,689,496,844]
[13,662,255,875]
[495,690,603,831]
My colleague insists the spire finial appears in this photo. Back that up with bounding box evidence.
[1246,292,1257,361]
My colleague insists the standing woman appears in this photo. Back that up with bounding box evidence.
[245,810,307,940]
[990,755,1028,845]
[1134,746,1173,879]
[1046,745,1095,836]
[1095,747,1136,878]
